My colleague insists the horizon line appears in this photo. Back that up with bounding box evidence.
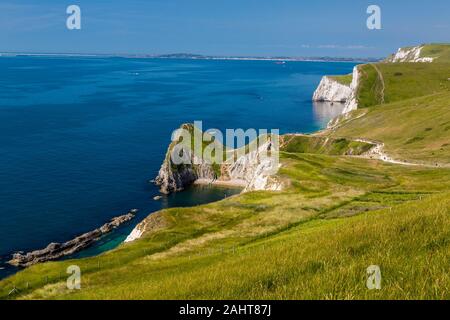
[0,51,382,62]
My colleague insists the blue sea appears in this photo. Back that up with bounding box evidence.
[0,56,356,278]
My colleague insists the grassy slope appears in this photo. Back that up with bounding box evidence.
[1,44,450,300]
[354,64,384,108]
[421,44,450,63]
[329,44,450,163]
[329,74,353,86]
[5,191,449,300]
[280,135,373,155]
[330,92,450,163]
[356,62,450,108]
[353,44,450,108]
[40,193,449,300]
[2,151,450,299]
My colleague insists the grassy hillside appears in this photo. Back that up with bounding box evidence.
[420,44,450,63]
[5,191,449,300]
[329,74,353,86]
[329,44,450,163]
[356,62,450,108]
[1,44,449,300]
[330,92,450,164]
[280,135,373,155]
[2,149,450,299]
[354,44,450,108]
[354,64,384,108]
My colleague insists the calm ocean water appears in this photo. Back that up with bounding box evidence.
[0,56,355,278]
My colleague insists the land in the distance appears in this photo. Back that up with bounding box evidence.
[0,52,381,63]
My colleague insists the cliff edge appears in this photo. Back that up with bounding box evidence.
[313,66,361,118]
[312,76,352,103]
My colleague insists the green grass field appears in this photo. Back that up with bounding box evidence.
[355,62,450,108]
[6,191,449,300]
[1,44,449,300]
[280,135,373,155]
[330,92,450,163]
[329,74,353,86]
[420,44,450,63]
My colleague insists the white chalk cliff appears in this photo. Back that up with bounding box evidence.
[125,212,166,243]
[342,66,360,114]
[320,45,434,120]
[124,226,143,243]
[228,140,282,192]
[387,46,434,63]
[154,136,282,195]
[313,65,361,118]
[312,77,352,103]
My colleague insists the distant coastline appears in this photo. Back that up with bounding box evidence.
[0,52,381,63]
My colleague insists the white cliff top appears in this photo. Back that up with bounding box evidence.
[388,46,434,63]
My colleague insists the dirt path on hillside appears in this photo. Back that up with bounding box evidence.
[353,138,450,168]
[283,133,450,169]
[324,110,369,131]
[372,64,385,104]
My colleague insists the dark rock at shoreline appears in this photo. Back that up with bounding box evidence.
[8,210,138,267]
[154,125,216,194]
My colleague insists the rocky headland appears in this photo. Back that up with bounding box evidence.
[8,210,137,267]
[154,125,283,196]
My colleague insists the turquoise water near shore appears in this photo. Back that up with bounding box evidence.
[0,56,355,278]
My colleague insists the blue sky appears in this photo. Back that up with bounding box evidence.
[0,0,448,57]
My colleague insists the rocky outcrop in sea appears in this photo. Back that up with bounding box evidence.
[8,210,137,267]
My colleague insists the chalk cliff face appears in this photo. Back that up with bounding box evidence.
[154,123,217,194]
[228,140,282,192]
[313,67,360,129]
[312,77,352,103]
[154,146,215,194]
[124,212,166,243]
[322,45,436,121]
[325,66,361,129]
[387,46,434,63]
[313,65,361,118]
[342,66,360,114]
[155,136,282,195]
